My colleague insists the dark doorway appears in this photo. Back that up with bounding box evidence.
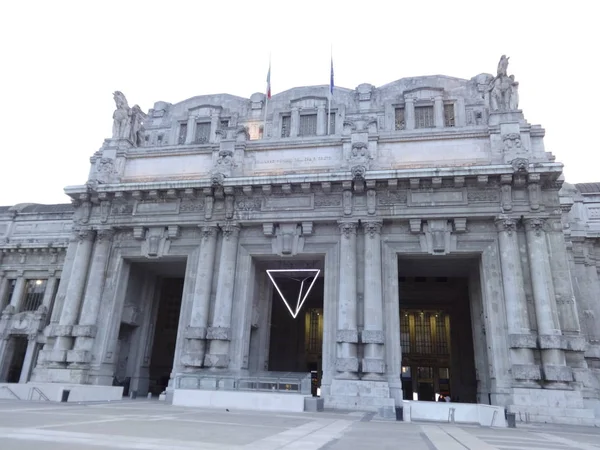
[398,257,478,403]
[6,336,28,383]
[148,278,184,395]
[268,276,324,373]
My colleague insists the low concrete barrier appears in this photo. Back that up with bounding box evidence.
[401,400,507,427]
[173,388,306,412]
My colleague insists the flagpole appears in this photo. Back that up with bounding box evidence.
[263,54,271,139]
[327,46,332,136]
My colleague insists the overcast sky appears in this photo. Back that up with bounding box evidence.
[1,1,598,206]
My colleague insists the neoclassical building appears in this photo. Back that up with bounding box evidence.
[1,56,599,425]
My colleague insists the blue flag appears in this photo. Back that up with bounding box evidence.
[330,57,334,95]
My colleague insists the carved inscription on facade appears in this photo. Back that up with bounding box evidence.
[179,200,204,213]
[134,201,180,215]
[261,195,314,211]
[467,189,500,202]
[378,191,407,205]
[408,190,466,206]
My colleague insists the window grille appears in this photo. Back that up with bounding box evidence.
[281,116,291,137]
[444,104,455,127]
[299,114,317,137]
[434,313,449,355]
[329,113,336,134]
[178,123,187,144]
[400,312,411,353]
[417,366,433,380]
[195,122,211,143]
[22,279,47,312]
[415,105,434,129]
[395,108,406,130]
[415,312,432,353]
[308,309,320,353]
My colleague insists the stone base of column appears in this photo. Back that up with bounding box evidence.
[542,364,574,383]
[362,358,385,380]
[512,363,542,381]
[40,349,68,365]
[327,379,396,419]
[203,353,229,368]
[181,351,206,368]
[335,357,359,379]
[66,349,92,364]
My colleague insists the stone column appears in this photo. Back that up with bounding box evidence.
[546,218,582,334]
[9,276,27,312]
[41,274,58,310]
[18,335,38,383]
[182,226,219,367]
[290,107,300,137]
[362,220,385,379]
[434,95,444,128]
[316,105,326,136]
[51,230,95,361]
[524,218,572,385]
[335,222,359,378]
[185,115,195,144]
[204,223,240,368]
[495,217,538,383]
[69,229,114,364]
[404,98,415,130]
[0,272,10,311]
[210,113,219,143]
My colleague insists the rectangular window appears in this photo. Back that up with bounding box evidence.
[415,105,434,129]
[395,107,405,130]
[444,104,455,127]
[220,120,229,129]
[299,114,317,137]
[22,279,47,312]
[195,122,211,143]
[434,313,449,355]
[281,115,291,138]
[328,113,336,135]
[178,123,187,144]
[415,312,432,353]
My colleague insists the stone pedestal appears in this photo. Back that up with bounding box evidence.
[362,221,385,379]
[204,224,240,368]
[335,222,359,378]
[182,226,218,367]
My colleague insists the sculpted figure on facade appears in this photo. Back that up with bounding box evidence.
[489,55,519,111]
[112,91,131,139]
[129,105,146,147]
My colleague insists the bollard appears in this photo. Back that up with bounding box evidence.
[61,389,70,403]
[506,412,516,428]
[147,392,152,399]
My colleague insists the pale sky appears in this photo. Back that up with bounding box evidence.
[1,0,598,206]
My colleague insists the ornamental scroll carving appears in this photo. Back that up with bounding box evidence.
[524,218,545,236]
[503,133,525,152]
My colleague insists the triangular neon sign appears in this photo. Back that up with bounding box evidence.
[266,269,321,319]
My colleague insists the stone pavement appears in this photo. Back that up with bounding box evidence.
[0,399,599,450]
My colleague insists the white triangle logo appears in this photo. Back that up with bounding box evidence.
[266,269,321,319]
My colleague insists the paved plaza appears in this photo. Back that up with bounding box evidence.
[0,399,599,450]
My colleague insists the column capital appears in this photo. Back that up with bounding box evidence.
[76,229,96,242]
[524,218,547,235]
[96,228,115,242]
[338,221,358,239]
[363,220,383,238]
[495,216,518,234]
[221,222,240,240]
[200,225,219,241]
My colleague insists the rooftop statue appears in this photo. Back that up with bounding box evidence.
[490,55,519,111]
[112,91,131,139]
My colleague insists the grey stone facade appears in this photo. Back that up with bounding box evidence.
[1,57,599,424]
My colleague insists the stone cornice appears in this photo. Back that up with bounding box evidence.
[65,162,564,200]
